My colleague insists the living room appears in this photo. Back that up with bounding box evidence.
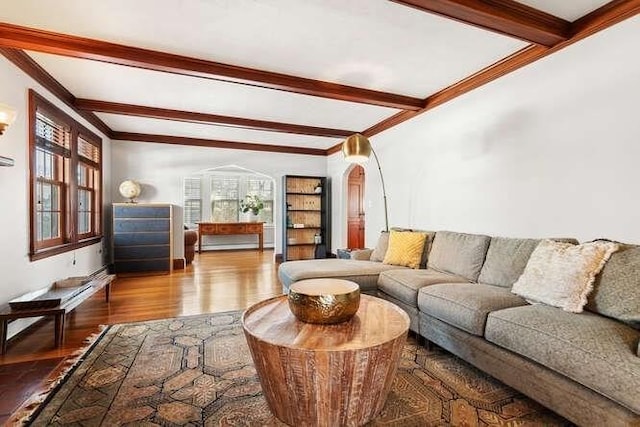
[0,1,639,425]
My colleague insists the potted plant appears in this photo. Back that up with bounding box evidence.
[240,194,264,218]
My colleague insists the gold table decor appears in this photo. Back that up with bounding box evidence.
[288,278,360,324]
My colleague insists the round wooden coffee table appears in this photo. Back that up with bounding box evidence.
[242,293,409,426]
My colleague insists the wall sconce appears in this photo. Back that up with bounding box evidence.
[0,103,17,135]
[0,103,17,167]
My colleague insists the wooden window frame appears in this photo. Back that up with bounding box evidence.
[29,89,103,261]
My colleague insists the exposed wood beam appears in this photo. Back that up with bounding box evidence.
[0,22,423,111]
[391,0,571,46]
[112,132,327,156]
[76,99,355,139]
[0,48,113,138]
[329,0,640,153]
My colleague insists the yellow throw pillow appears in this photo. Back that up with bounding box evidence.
[383,230,428,269]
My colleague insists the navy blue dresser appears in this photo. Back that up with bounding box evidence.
[113,204,173,274]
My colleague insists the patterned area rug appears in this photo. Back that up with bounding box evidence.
[25,311,569,426]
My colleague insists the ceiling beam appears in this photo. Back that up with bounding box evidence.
[112,132,328,156]
[76,99,355,139]
[390,0,571,46]
[328,0,640,153]
[0,48,113,138]
[0,22,424,111]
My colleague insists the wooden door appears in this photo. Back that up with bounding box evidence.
[347,166,365,249]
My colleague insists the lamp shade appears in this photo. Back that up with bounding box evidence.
[0,103,17,126]
[342,133,371,163]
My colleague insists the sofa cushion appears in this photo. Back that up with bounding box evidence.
[278,259,406,293]
[477,237,541,288]
[486,305,640,413]
[427,231,491,282]
[383,230,428,269]
[378,269,468,308]
[586,243,640,329]
[512,240,619,313]
[418,283,528,336]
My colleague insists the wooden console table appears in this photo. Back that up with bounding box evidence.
[197,222,264,253]
[0,273,115,355]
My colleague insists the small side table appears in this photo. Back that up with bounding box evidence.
[242,294,409,426]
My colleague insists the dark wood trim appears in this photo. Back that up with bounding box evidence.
[275,253,283,264]
[326,0,640,152]
[0,22,423,111]
[28,89,104,261]
[390,0,571,46]
[0,48,113,138]
[75,99,355,138]
[30,237,102,261]
[173,258,185,270]
[112,132,328,156]
[570,0,640,40]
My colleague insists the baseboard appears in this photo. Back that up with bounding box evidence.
[173,258,185,270]
[275,253,283,263]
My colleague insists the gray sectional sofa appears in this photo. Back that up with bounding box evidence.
[278,230,640,426]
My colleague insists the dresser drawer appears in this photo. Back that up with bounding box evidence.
[114,259,171,273]
[114,245,170,260]
[114,205,171,218]
[114,219,170,232]
[217,223,246,234]
[114,232,170,246]
[199,224,217,233]
[245,223,263,233]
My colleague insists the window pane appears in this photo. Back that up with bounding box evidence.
[78,189,92,234]
[183,177,201,225]
[36,111,71,150]
[211,200,239,223]
[78,136,100,163]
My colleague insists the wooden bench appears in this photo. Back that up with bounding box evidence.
[0,271,115,355]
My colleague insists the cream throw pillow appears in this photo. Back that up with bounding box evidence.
[370,231,389,262]
[383,230,427,269]
[512,240,619,313]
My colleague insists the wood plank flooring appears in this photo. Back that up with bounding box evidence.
[0,250,283,421]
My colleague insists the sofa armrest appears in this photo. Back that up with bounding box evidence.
[350,249,373,261]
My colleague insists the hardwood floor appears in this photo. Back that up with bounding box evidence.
[0,250,283,421]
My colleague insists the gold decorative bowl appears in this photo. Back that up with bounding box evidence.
[288,279,360,324]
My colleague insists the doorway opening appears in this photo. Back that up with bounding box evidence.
[347,165,365,249]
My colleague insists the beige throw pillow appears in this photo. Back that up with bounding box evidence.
[512,239,619,313]
[370,231,389,262]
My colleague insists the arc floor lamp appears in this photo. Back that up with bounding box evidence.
[341,133,389,232]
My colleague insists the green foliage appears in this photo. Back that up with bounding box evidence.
[240,194,264,215]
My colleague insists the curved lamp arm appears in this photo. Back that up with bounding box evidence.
[342,133,389,233]
[369,146,389,232]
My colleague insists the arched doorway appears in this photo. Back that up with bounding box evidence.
[347,165,365,249]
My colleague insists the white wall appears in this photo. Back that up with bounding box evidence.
[330,16,640,248]
[0,57,112,313]
[110,140,326,256]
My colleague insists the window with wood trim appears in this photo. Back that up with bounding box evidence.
[29,90,103,260]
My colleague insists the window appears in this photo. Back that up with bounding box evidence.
[211,176,240,223]
[29,90,102,260]
[182,170,274,226]
[183,177,202,225]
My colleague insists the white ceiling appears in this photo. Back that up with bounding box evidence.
[0,0,624,152]
[516,0,612,21]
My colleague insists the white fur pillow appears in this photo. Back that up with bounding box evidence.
[512,240,619,313]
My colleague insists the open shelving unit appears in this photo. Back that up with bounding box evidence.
[282,175,330,261]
